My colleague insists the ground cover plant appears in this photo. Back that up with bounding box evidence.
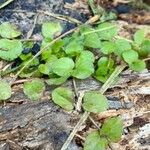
[0,18,150,149]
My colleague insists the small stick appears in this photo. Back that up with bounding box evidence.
[75,134,86,141]
[0,0,15,9]
[72,78,78,98]
[88,116,100,129]
[61,111,90,150]
[38,10,82,25]
[26,13,39,39]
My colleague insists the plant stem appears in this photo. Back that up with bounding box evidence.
[61,64,126,150]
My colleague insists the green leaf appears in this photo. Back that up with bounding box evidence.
[84,131,108,150]
[100,41,115,54]
[83,91,109,113]
[0,22,21,38]
[0,39,23,61]
[100,117,123,142]
[134,29,145,45]
[23,79,45,101]
[20,53,32,61]
[0,80,11,101]
[42,22,62,38]
[19,69,42,78]
[97,57,109,67]
[46,76,68,85]
[81,26,101,48]
[139,39,150,57]
[51,57,74,77]
[38,64,50,75]
[72,51,95,79]
[52,87,74,111]
[52,40,64,54]
[97,22,118,40]
[129,59,146,72]
[41,49,52,61]
[115,39,131,56]
[65,37,83,56]
[95,57,115,83]
[122,50,138,64]
[41,38,52,50]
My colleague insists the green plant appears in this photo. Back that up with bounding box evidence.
[0,20,149,150]
[84,117,123,150]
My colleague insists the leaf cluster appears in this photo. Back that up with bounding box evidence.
[84,117,123,150]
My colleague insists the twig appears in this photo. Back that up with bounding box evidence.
[38,10,82,25]
[75,91,84,112]
[75,133,86,141]
[88,116,100,129]
[99,64,126,93]
[2,62,13,72]
[72,78,78,98]
[61,111,90,150]
[144,57,150,61]
[11,79,32,85]
[61,64,126,150]
[0,0,15,9]
[82,25,117,35]
[26,13,39,39]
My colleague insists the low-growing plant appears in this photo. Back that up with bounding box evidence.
[0,20,149,150]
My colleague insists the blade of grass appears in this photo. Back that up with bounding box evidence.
[0,0,15,9]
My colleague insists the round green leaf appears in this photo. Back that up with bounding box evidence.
[84,131,108,150]
[23,79,45,101]
[139,39,150,57]
[42,22,62,38]
[51,57,74,77]
[122,50,138,64]
[72,51,95,79]
[46,76,68,85]
[100,41,115,54]
[95,57,115,83]
[0,80,11,101]
[52,87,74,111]
[38,64,50,75]
[97,22,118,40]
[129,59,146,72]
[98,57,108,67]
[0,22,21,38]
[134,29,146,45]
[83,91,109,113]
[65,38,83,56]
[115,39,131,56]
[0,39,23,61]
[100,117,123,142]
[81,26,101,48]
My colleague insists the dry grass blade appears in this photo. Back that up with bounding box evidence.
[0,0,15,9]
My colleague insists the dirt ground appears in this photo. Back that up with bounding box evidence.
[0,0,150,150]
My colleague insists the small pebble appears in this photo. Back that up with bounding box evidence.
[115,4,131,14]
[32,43,40,54]
[64,0,75,4]
[63,22,76,33]
[22,48,31,54]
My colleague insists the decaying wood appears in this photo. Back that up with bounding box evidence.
[0,99,80,150]
[1,73,149,150]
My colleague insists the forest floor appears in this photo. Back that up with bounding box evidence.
[0,0,150,150]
